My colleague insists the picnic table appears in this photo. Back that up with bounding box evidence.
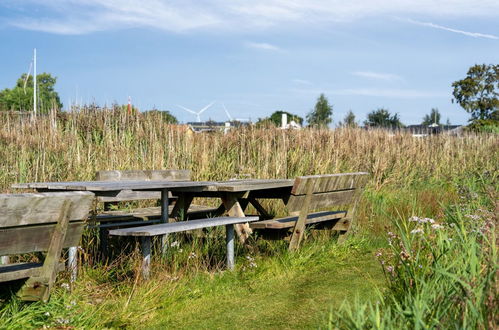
[12,179,295,241]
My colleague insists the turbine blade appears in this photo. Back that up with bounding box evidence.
[198,101,215,115]
[177,105,197,115]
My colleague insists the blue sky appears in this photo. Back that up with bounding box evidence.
[0,1,498,125]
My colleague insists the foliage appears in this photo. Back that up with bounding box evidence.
[339,110,358,128]
[452,64,499,121]
[307,93,332,127]
[466,117,499,133]
[256,111,303,127]
[364,108,403,128]
[329,177,498,329]
[142,110,178,124]
[421,108,441,126]
[0,73,62,113]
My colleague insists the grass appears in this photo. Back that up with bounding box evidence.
[0,110,497,328]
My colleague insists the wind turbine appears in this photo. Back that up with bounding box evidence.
[222,103,250,123]
[177,102,215,122]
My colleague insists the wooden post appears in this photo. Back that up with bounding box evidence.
[222,193,252,244]
[141,237,151,280]
[160,189,169,254]
[289,180,314,251]
[226,224,235,270]
[18,200,72,302]
[0,256,9,265]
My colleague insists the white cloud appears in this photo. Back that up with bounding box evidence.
[352,71,402,81]
[245,42,280,51]
[292,87,445,98]
[404,18,499,40]
[3,0,499,34]
[292,79,313,85]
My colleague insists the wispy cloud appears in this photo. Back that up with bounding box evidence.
[352,71,402,81]
[292,79,312,85]
[293,87,445,98]
[404,18,499,40]
[244,41,280,51]
[2,0,499,34]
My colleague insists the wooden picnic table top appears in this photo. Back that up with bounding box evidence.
[12,179,294,193]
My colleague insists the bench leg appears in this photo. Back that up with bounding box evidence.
[226,224,235,270]
[160,189,170,255]
[68,246,78,282]
[141,237,152,280]
[0,256,9,265]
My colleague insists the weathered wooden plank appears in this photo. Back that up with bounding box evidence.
[95,169,191,181]
[96,190,162,202]
[286,189,356,212]
[0,222,84,255]
[291,172,368,195]
[250,211,347,229]
[109,216,259,237]
[0,262,65,282]
[0,192,94,227]
[289,177,314,250]
[215,179,294,192]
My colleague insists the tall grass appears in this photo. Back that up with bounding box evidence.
[1,109,497,192]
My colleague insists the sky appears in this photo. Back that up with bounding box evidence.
[0,1,498,125]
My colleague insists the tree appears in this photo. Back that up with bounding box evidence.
[256,110,303,127]
[339,110,358,128]
[143,109,178,123]
[452,64,498,121]
[0,73,62,113]
[422,108,441,126]
[364,108,403,128]
[307,93,332,127]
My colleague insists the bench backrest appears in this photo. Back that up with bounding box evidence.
[286,172,369,213]
[94,169,191,203]
[0,192,94,255]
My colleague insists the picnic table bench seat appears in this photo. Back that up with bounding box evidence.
[0,192,94,302]
[109,216,259,279]
[249,173,369,250]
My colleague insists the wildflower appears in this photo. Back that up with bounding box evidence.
[409,216,420,222]
[44,312,50,317]
[431,224,444,230]
[386,266,394,273]
[465,214,481,221]
[56,318,70,325]
[170,241,180,248]
[188,252,197,259]
[60,282,70,291]
[418,217,435,224]
[249,262,257,268]
[375,251,382,258]
[400,251,411,261]
[410,228,424,234]
[245,255,255,262]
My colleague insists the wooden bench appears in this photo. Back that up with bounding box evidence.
[0,192,94,301]
[250,172,369,250]
[109,216,259,279]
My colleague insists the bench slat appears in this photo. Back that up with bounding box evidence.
[250,211,347,229]
[0,192,94,227]
[109,216,259,237]
[286,189,356,213]
[291,172,368,195]
[0,222,84,255]
[95,169,190,181]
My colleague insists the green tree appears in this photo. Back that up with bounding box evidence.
[422,108,441,126]
[364,108,403,128]
[143,109,178,123]
[307,94,332,127]
[452,64,498,121]
[256,111,303,127]
[0,73,62,113]
[339,110,358,128]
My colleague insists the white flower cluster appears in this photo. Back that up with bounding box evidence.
[409,216,445,235]
[409,216,435,224]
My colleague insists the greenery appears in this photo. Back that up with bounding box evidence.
[307,93,332,127]
[256,110,303,127]
[364,108,403,128]
[142,109,178,123]
[452,64,498,121]
[0,112,497,328]
[421,108,441,126]
[0,73,62,113]
[339,110,358,128]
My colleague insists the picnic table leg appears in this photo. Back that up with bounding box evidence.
[222,193,252,244]
[68,246,78,282]
[0,256,9,265]
[226,224,235,270]
[160,189,169,255]
[141,237,152,280]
